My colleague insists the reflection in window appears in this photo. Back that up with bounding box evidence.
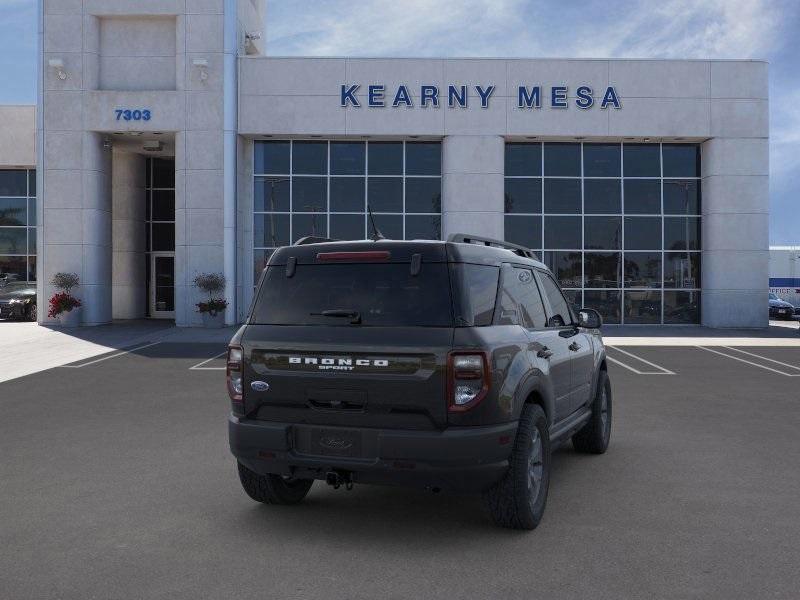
[624,291,662,324]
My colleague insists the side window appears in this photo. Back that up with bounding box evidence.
[497,267,547,328]
[539,272,573,327]
[451,264,500,326]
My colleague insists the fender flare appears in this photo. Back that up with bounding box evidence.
[512,370,556,426]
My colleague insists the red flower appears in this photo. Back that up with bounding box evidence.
[48,293,82,318]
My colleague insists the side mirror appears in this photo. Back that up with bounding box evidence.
[577,308,602,329]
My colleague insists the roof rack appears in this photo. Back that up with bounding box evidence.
[447,233,538,260]
[293,236,338,246]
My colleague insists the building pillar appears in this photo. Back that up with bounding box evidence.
[441,135,505,241]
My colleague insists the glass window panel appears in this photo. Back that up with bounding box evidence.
[584,179,621,214]
[583,144,621,177]
[28,228,36,254]
[28,197,36,225]
[624,179,661,214]
[664,252,701,288]
[151,190,175,221]
[151,158,175,188]
[498,267,546,328]
[0,170,28,196]
[405,142,441,175]
[330,214,365,241]
[368,142,403,175]
[624,290,662,324]
[405,177,441,213]
[151,223,175,251]
[0,227,26,254]
[254,249,274,281]
[544,178,581,213]
[664,180,700,214]
[505,178,541,213]
[292,177,327,212]
[664,290,700,323]
[330,177,365,212]
[543,143,580,176]
[292,141,327,174]
[584,216,622,250]
[623,144,660,177]
[254,214,290,247]
[292,213,328,243]
[584,252,621,288]
[145,223,150,252]
[584,289,621,324]
[405,214,440,240]
[544,216,581,249]
[664,217,701,250]
[538,272,573,326]
[27,255,36,282]
[0,255,26,281]
[505,143,541,176]
[544,251,582,288]
[255,141,290,174]
[504,215,542,251]
[562,289,582,314]
[330,142,365,175]
[662,144,700,177]
[372,214,403,240]
[624,216,662,250]
[145,189,151,222]
[452,264,500,326]
[254,177,290,212]
[28,170,36,196]
[368,177,403,212]
[624,252,662,288]
[0,198,27,226]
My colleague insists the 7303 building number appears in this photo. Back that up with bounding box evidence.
[115,109,152,121]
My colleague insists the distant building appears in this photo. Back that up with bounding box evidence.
[770,246,800,306]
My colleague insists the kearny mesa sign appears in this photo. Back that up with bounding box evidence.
[340,84,621,109]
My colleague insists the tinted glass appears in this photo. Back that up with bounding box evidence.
[664,290,700,323]
[292,177,326,212]
[562,289,581,313]
[28,170,35,196]
[27,256,36,281]
[254,213,290,247]
[0,255,25,280]
[292,213,327,242]
[151,190,175,221]
[583,144,621,177]
[368,177,403,212]
[539,272,572,326]
[255,177,290,212]
[255,141,290,174]
[584,179,621,214]
[505,178,541,213]
[372,214,403,239]
[625,252,662,287]
[584,252,621,288]
[497,267,546,328]
[544,216,581,249]
[662,145,700,177]
[405,214,441,240]
[292,141,327,174]
[584,289,621,324]
[544,178,581,213]
[0,170,27,196]
[251,263,452,327]
[584,216,621,250]
[28,197,36,225]
[0,198,27,225]
[544,143,580,176]
[664,180,700,214]
[368,142,403,175]
[624,290,661,324]
[330,214,364,240]
[151,158,175,188]
[451,264,499,326]
[623,144,660,177]
[405,178,441,213]
[330,177,365,212]
[544,251,582,288]
[330,142,365,175]
[624,216,662,250]
[0,228,26,253]
[505,143,541,176]
[28,228,36,253]
[504,215,542,251]
[151,223,175,251]
[664,252,701,288]
[406,142,441,175]
[624,179,661,214]
[664,217,701,250]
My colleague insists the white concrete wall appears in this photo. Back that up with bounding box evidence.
[111,150,145,318]
[0,106,36,167]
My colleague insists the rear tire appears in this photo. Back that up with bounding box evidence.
[27,303,37,322]
[237,462,313,505]
[572,370,612,454]
[483,404,551,530]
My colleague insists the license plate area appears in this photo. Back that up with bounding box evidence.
[294,426,366,458]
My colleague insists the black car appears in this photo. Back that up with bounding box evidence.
[227,234,611,530]
[769,292,796,320]
[0,280,37,321]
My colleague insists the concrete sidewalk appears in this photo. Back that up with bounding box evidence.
[603,320,800,346]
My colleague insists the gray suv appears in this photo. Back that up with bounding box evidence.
[227,234,611,530]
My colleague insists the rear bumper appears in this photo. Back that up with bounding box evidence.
[229,415,517,492]
[0,303,25,319]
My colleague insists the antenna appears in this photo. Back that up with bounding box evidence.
[367,205,386,241]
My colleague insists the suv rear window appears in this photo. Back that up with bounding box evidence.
[251,263,453,327]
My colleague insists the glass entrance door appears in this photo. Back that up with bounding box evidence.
[150,252,175,319]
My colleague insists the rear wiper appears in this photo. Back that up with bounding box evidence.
[311,309,362,324]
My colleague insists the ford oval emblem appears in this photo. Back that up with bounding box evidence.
[250,381,270,392]
[319,436,353,450]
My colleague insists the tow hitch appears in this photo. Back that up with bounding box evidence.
[325,470,354,490]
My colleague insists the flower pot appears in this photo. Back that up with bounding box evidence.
[59,306,81,328]
[201,310,225,329]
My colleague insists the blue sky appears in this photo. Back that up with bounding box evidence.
[1,0,797,243]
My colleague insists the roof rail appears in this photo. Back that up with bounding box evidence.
[293,236,338,246]
[447,233,538,260]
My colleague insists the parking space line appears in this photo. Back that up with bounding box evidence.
[722,346,800,372]
[696,346,800,377]
[57,342,162,368]
[189,351,227,371]
[605,346,676,375]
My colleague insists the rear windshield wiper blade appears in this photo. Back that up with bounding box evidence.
[310,309,362,324]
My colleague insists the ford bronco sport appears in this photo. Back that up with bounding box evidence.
[227,234,611,530]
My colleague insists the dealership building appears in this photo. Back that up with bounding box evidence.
[0,1,770,327]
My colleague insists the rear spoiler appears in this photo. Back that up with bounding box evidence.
[447,233,537,260]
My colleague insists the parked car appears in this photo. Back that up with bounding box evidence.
[0,280,37,321]
[227,234,611,530]
[769,292,796,320]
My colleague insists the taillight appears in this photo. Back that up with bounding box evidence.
[227,345,243,410]
[447,351,490,412]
